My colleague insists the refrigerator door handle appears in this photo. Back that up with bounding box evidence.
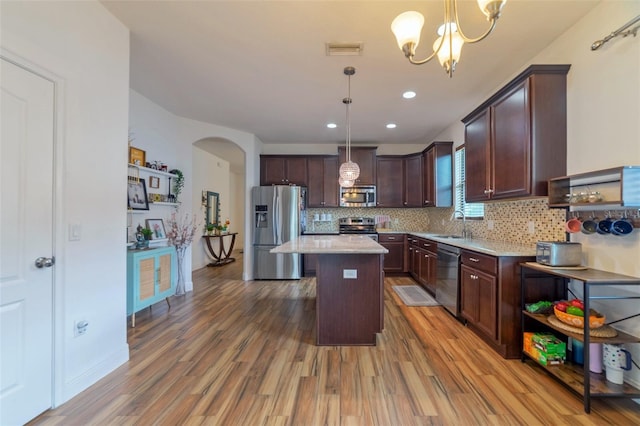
[273,188,280,244]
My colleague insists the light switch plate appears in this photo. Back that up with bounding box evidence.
[69,223,82,241]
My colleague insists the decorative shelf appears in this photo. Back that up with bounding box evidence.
[128,163,176,178]
[548,166,640,208]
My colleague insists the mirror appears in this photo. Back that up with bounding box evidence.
[205,191,220,227]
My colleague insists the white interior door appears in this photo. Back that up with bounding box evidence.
[0,57,55,425]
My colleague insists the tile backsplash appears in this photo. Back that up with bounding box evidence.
[307,198,566,246]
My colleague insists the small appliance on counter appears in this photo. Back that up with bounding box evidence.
[536,241,582,267]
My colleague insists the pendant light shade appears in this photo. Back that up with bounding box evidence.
[339,66,360,182]
[434,23,464,74]
[338,176,354,188]
[339,161,360,182]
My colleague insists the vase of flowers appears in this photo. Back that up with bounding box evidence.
[166,209,199,296]
[215,219,230,234]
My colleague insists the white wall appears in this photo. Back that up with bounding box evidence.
[1,1,130,405]
[130,90,262,281]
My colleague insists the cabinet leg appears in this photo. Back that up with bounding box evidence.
[165,297,171,309]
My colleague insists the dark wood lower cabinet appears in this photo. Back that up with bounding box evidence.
[460,250,536,359]
[406,236,437,295]
[378,233,406,274]
[460,264,497,341]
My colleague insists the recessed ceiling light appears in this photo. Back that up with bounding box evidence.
[386,123,397,129]
[402,91,416,99]
[327,123,337,129]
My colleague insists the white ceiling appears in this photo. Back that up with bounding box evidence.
[102,0,600,148]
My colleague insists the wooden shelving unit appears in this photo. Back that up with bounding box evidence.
[548,166,640,208]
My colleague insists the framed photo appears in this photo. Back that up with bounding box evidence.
[127,179,149,210]
[148,176,160,189]
[146,219,166,240]
[129,146,146,166]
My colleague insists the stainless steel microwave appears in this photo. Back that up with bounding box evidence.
[340,185,376,207]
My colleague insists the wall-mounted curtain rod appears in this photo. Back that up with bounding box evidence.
[591,15,640,51]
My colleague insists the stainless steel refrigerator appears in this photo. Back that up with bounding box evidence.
[252,185,306,279]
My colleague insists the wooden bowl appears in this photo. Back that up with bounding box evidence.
[554,306,605,329]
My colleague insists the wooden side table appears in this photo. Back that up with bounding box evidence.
[203,232,238,267]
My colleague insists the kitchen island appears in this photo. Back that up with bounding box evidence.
[271,235,388,346]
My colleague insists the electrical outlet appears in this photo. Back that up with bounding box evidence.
[74,319,89,337]
[343,269,357,279]
[487,220,494,230]
[528,221,535,234]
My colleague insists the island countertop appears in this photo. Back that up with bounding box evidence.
[270,235,388,254]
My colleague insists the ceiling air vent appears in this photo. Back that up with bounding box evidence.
[326,42,364,56]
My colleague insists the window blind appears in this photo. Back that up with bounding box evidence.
[455,147,484,219]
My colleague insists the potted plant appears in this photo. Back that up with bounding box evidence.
[140,227,153,240]
[206,223,215,236]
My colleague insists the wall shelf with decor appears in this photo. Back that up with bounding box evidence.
[547,166,640,208]
[127,164,181,210]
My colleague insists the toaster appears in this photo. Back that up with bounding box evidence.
[536,242,582,267]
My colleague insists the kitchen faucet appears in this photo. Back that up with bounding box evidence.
[452,209,471,239]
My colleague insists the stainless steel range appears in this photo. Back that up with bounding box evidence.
[338,217,378,241]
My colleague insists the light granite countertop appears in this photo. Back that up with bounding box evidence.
[270,235,388,254]
[409,232,537,257]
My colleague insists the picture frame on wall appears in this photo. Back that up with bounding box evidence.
[127,179,149,210]
[129,146,146,166]
[146,219,167,240]
[148,176,160,189]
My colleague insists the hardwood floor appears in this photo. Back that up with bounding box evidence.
[30,253,640,425]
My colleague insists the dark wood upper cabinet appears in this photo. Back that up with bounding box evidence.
[462,64,569,202]
[403,153,423,207]
[338,147,377,185]
[260,156,308,186]
[307,156,339,207]
[422,141,453,207]
[376,156,404,207]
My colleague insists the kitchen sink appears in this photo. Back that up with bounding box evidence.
[433,235,464,239]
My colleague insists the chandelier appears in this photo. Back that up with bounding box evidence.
[338,66,359,188]
[391,0,507,77]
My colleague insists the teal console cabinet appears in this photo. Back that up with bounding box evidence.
[127,246,176,327]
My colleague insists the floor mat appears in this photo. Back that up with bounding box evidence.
[392,285,440,307]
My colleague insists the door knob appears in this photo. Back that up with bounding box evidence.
[35,257,55,268]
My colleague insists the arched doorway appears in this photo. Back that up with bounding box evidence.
[192,138,246,275]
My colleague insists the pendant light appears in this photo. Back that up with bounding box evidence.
[338,66,359,187]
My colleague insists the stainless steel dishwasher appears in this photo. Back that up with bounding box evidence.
[435,242,461,317]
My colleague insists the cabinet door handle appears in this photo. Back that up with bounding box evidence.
[423,243,430,247]
[469,257,480,263]
[483,189,494,195]
[387,236,395,240]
